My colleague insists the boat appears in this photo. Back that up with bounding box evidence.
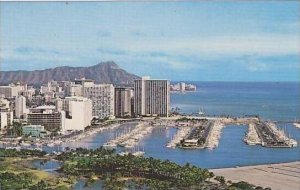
[118,152,129,156]
[288,139,298,147]
[103,143,117,148]
[20,142,31,147]
[47,142,55,147]
[132,151,145,157]
[198,107,205,116]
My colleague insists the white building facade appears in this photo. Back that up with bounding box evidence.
[65,78,114,119]
[15,95,28,119]
[56,96,92,132]
[0,98,13,129]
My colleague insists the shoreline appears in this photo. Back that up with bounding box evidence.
[210,161,300,190]
[209,160,300,170]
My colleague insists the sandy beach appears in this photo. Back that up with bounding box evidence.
[210,161,300,190]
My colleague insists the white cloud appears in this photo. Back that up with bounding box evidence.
[120,34,299,57]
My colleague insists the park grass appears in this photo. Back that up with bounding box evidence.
[0,157,74,188]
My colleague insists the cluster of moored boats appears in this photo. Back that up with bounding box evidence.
[0,123,122,150]
[267,123,297,147]
[103,122,153,149]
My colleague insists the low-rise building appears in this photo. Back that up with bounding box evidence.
[22,125,49,138]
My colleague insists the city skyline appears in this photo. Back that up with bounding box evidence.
[1,1,299,82]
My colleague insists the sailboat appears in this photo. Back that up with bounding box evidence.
[293,118,300,129]
[198,107,205,116]
[132,144,145,156]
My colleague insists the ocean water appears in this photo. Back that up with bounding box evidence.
[171,82,300,121]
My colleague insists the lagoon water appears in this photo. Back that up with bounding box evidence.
[54,82,300,169]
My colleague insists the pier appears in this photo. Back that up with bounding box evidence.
[205,120,225,149]
[244,123,261,145]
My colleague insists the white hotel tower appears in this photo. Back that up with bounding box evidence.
[134,76,170,117]
[56,96,92,132]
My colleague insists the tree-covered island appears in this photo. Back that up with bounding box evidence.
[0,148,270,190]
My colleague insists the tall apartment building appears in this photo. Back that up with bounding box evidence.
[180,82,186,92]
[134,76,170,117]
[56,96,92,132]
[15,95,28,119]
[18,88,36,101]
[65,84,83,97]
[0,98,13,129]
[83,84,115,119]
[0,82,27,98]
[0,111,13,129]
[115,87,132,117]
[0,86,12,98]
[64,78,114,119]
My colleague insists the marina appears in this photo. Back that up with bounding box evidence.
[103,122,153,149]
[0,82,299,171]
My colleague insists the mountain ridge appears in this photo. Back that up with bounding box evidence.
[0,61,140,86]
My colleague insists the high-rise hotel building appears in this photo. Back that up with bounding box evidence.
[134,76,170,117]
[114,87,132,117]
[65,78,115,119]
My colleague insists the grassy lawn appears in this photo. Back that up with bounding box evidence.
[0,157,74,189]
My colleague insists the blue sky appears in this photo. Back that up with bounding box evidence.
[1,1,299,81]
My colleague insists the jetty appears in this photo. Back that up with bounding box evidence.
[205,120,225,149]
[244,123,261,145]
